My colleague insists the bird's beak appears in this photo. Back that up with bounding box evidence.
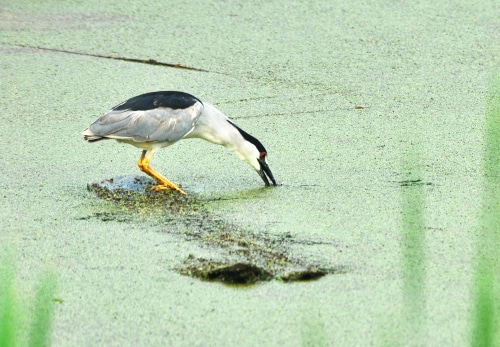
[258,158,277,186]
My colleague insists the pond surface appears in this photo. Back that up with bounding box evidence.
[0,0,497,345]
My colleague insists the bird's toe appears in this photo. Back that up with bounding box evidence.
[151,184,186,195]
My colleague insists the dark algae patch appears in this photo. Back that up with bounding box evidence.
[179,224,339,284]
[181,259,274,284]
[85,175,343,284]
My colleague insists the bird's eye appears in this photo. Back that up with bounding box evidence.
[259,152,267,159]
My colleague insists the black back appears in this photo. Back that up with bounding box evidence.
[112,91,202,111]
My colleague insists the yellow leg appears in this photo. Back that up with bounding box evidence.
[137,150,186,195]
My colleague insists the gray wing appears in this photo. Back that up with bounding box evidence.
[84,101,204,143]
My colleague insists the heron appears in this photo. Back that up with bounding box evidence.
[82,91,277,195]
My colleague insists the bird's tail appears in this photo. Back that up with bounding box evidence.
[84,136,107,142]
[83,128,106,142]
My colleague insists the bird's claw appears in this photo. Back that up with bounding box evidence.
[151,184,186,195]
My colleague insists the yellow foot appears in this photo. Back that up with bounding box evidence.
[151,184,186,195]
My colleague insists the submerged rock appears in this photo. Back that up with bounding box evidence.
[87,175,156,194]
[86,175,190,213]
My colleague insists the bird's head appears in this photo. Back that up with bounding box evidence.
[256,151,277,187]
[227,121,277,187]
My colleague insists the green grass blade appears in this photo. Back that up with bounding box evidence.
[400,141,426,338]
[28,271,57,347]
[300,308,326,347]
[471,74,500,347]
[0,260,16,347]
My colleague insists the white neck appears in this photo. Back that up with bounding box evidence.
[186,103,261,171]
